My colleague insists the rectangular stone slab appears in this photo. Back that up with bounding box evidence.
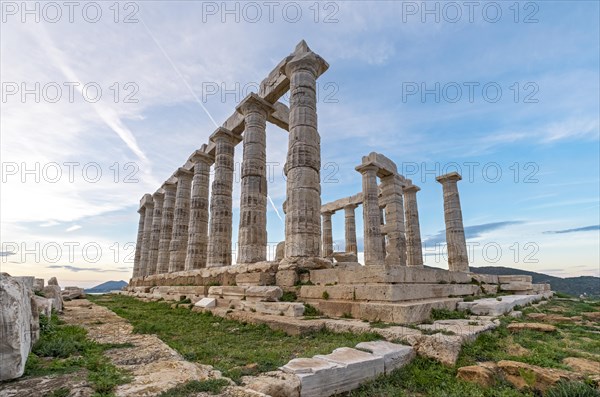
[355,341,415,373]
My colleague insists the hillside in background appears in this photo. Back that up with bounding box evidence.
[471,266,599,297]
[85,280,128,293]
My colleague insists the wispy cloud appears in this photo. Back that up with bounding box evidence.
[47,265,129,273]
[544,225,600,234]
[0,251,16,257]
[424,221,524,245]
[65,225,82,232]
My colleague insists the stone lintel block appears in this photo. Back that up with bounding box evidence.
[500,282,533,291]
[235,272,275,287]
[209,126,243,145]
[255,302,304,317]
[359,152,399,178]
[355,341,415,373]
[236,92,275,115]
[498,275,532,283]
[335,266,471,285]
[221,286,248,297]
[299,285,355,301]
[194,297,216,308]
[321,192,363,213]
[245,286,283,302]
[275,270,298,287]
[470,273,499,284]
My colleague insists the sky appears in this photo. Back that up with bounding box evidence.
[1,1,599,288]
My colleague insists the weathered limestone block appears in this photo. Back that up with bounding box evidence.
[63,286,86,300]
[458,294,544,316]
[242,371,301,397]
[255,302,305,317]
[299,285,355,301]
[13,276,35,290]
[436,172,469,272]
[355,341,415,373]
[281,357,343,397]
[42,285,63,312]
[308,266,471,286]
[276,270,298,287]
[457,364,498,387]
[500,282,533,291]
[480,284,499,294]
[498,360,580,393]
[33,295,53,318]
[275,241,285,261]
[470,273,499,284]
[169,168,193,273]
[418,319,498,342]
[498,275,532,283]
[33,278,44,292]
[332,252,358,263]
[353,284,479,302]
[507,323,557,332]
[47,277,58,286]
[235,272,275,287]
[314,347,384,393]
[194,297,216,309]
[0,274,34,381]
[245,286,283,302]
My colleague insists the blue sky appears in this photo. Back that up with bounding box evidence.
[1,1,598,287]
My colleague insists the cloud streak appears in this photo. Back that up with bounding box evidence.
[544,225,600,234]
[424,221,524,245]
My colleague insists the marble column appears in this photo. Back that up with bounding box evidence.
[168,168,193,273]
[133,205,146,278]
[207,127,242,267]
[381,174,407,266]
[185,150,214,270]
[138,194,154,277]
[236,93,274,264]
[321,211,334,257]
[344,204,358,254]
[146,191,164,276]
[156,181,177,274]
[356,164,384,265]
[282,47,329,259]
[403,181,424,267]
[436,172,469,272]
[379,206,387,258]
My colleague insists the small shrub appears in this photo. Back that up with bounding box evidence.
[341,312,353,319]
[303,303,321,317]
[322,291,330,300]
[158,379,230,397]
[280,291,297,302]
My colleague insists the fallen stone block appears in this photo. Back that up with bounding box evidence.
[245,286,283,302]
[255,302,304,317]
[281,357,344,397]
[498,360,579,393]
[194,297,216,309]
[242,371,301,397]
[355,341,415,373]
[457,364,498,387]
[33,278,45,292]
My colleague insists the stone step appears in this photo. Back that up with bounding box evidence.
[299,284,479,302]
[306,297,462,324]
[458,294,551,316]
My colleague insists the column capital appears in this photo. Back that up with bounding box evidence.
[355,163,380,175]
[209,126,243,145]
[321,210,335,217]
[189,149,214,166]
[152,190,165,201]
[436,172,462,184]
[174,167,193,179]
[161,180,177,192]
[343,203,358,211]
[284,51,329,79]
[140,193,153,209]
[236,92,275,116]
[404,184,421,194]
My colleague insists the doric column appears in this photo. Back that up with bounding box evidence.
[168,168,193,273]
[207,127,242,267]
[380,206,387,258]
[356,164,384,265]
[185,149,214,270]
[138,194,154,277]
[133,204,146,278]
[403,181,424,267]
[381,174,407,266]
[156,181,176,274]
[436,172,469,272]
[236,93,274,264]
[146,191,164,276]
[282,46,329,260]
[344,204,358,254]
[321,211,334,257]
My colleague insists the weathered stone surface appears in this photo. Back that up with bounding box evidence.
[459,294,545,316]
[507,323,557,332]
[500,282,533,291]
[355,341,415,373]
[169,168,193,272]
[403,182,424,267]
[47,277,59,286]
[13,276,35,290]
[470,273,498,284]
[498,275,532,283]
[194,298,216,309]
[563,357,600,375]
[332,252,358,263]
[33,278,44,292]
[255,302,304,317]
[275,242,285,261]
[411,334,464,365]
[436,172,469,272]
[0,371,94,397]
[235,272,274,287]
[0,274,34,381]
[33,295,53,318]
[418,319,498,342]
[457,364,497,387]
[42,285,63,312]
[63,286,86,300]
[497,360,579,392]
[300,284,478,302]
[245,286,283,302]
[242,371,301,397]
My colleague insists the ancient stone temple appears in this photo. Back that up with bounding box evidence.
[128,41,551,325]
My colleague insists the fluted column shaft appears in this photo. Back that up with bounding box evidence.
[133,206,146,278]
[344,204,358,254]
[207,128,241,267]
[437,172,469,272]
[404,184,424,267]
[283,52,327,259]
[139,195,154,277]
[168,168,193,273]
[321,211,334,257]
[357,164,384,265]
[146,192,164,276]
[237,94,273,264]
[381,174,407,266]
[185,152,213,270]
[156,182,177,274]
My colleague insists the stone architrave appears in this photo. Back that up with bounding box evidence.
[185,150,214,270]
[436,172,469,272]
[321,211,334,257]
[282,43,329,260]
[403,181,424,267]
[156,181,177,274]
[356,164,384,265]
[132,204,146,278]
[236,93,274,264]
[344,204,358,255]
[146,190,164,276]
[138,194,154,277]
[168,168,193,273]
[207,127,242,267]
[381,174,407,266]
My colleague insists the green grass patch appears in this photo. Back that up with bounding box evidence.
[90,295,380,383]
[157,379,231,396]
[25,313,131,396]
[431,308,470,321]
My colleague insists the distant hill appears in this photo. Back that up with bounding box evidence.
[471,266,600,298]
[85,280,128,293]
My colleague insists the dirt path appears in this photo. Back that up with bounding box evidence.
[61,299,226,396]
